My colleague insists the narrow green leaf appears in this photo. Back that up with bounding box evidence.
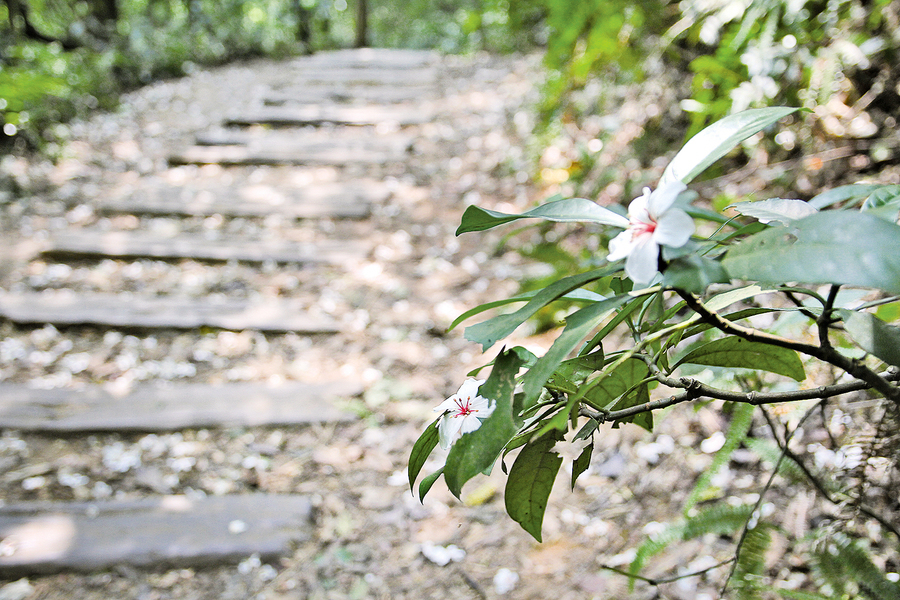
[444,349,524,498]
[723,212,900,295]
[660,107,799,186]
[505,432,564,542]
[408,418,440,493]
[418,467,444,502]
[448,288,605,332]
[840,309,900,367]
[808,183,889,209]
[521,294,630,406]
[456,197,628,235]
[465,266,618,351]
[674,337,805,381]
[729,198,818,225]
[571,441,593,490]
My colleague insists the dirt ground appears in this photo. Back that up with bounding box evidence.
[1,51,897,600]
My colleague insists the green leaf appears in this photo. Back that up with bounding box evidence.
[456,197,628,235]
[674,336,805,381]
[661,254,730,294]
[581,358,653,430]
[408,418,440,493]
[571,441,593,490]
[444,349,524,498]
[418,467,444,502]
[728,198,818,225]
[660,107,799,186]
[505,432,564,542]
[808,183,890,209]
[723,211,900,295]
[465,266,618,351]
[448,288,605,332]
[549,348,605,390]
[840,309,900,368]
[521,294,630,406]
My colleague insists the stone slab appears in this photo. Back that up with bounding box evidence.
[296,48,438,69]
[41,231,369,265]
[98,179,384,220]
[225,104,432,127]
[264,85,435,106]
[0,494,313,576]
[170,131,412,167]
[0,291,339,333]
[292,67,438,87]
[0,380,359,431]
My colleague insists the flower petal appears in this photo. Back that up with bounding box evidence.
[456,378,485,400]
[458,414,483,435]
[647,181,687,217]
[434,397,459,413]
[625,237,661,284]
[607,229,636,262]
[653,208,695,248]
[438,414,464,450]
[627,189,652,221]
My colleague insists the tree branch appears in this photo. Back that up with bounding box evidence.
[675,289,900,407]
[579,370,900,424]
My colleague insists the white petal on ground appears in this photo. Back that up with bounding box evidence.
[493,568,520,594]
[420,542,466,566]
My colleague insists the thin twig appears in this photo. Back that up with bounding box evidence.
[761,411,900,543]
[599,557,735,587]
[721,403,820,595]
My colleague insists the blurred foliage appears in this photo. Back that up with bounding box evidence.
[2,0,536,150]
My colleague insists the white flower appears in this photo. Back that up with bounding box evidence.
[434,379,493,449]
[607,182,694,284]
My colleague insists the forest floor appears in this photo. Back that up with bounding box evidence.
[0,50,894,600]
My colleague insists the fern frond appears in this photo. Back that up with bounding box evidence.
[810,531,900,600]
[629,503,753,582]
[768,588,838,600]
[685,402,755,512]
[732,522,773,600]
[744,437,810,485]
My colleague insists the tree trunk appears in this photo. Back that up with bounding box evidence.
[354,0,368,48]
[293,0,312,48]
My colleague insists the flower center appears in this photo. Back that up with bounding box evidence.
[454,397,475,417]
[632,217,657,237]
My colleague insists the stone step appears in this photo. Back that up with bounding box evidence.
[41,230,369,265]
[0,380,358,431]
[98,178,385,220]
[297,48,438,69]
[225,104,432,128]
[171,131,412,167]
[0,291,339,333]
[291,66,439,87]
[0,494,313,576]
[264,85,435,106]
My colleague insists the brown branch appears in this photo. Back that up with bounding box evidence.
[675,290,900,407]
[580,370,900,424]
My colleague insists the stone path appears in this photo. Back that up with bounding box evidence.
[0,48,524,577]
